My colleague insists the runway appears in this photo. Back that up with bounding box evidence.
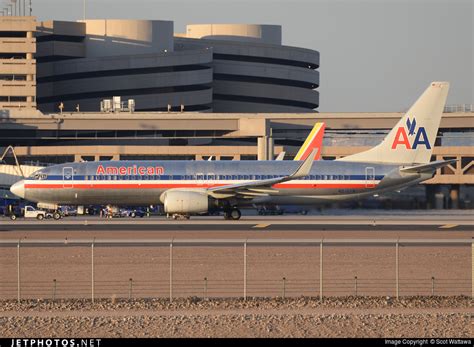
[1,215,472,240]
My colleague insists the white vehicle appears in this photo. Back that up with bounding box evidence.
[11,205,57,220]
[24,205,48,220]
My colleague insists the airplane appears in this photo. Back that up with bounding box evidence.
[10,82,454,220]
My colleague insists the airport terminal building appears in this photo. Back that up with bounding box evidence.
[35,20,319,113]
[0,16,472,210]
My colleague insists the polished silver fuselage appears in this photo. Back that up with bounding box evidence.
[18,160,430,207]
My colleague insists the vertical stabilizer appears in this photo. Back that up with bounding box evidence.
[338,82,449,164]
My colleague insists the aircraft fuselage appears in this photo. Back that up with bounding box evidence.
[15,160,428,206]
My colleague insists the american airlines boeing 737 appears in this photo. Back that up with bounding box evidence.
[10,82,453,220]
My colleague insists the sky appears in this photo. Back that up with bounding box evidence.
[23,0,474,111]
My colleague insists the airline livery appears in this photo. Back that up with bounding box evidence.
[10,82,454,220]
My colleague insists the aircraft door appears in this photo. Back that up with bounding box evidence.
[63,167,74,188]
[365,167,375,188]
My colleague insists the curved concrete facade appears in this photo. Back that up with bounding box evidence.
[183,24,282,44]
[37,49,213,112]
[36,20,213,112]
[175,24,319,112]
[36,21,319,113]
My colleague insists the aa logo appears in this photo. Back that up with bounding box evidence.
[391,117,431,150]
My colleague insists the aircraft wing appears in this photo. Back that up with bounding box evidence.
[207,149,317,199]
[400,159,457,174]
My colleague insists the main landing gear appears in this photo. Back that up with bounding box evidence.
[224,208,241,220]
[167,213,190,220]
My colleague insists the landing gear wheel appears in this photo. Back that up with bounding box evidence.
[230,209,241,220]
[53,212,61,220]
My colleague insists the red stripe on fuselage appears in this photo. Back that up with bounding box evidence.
[24,183,371,189]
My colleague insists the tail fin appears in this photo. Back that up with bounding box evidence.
[294,122,325,161]
[339,82,449,164]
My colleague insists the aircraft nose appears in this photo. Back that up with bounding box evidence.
[10,180,25,199]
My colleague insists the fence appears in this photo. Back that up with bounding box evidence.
[0,238,472,301]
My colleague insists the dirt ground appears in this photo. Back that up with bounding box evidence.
[0,297,472,338]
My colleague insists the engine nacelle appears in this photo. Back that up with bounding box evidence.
[160,189,209,214]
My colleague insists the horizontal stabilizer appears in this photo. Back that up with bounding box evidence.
[400,159,457,174]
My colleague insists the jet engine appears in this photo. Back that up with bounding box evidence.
[160,189,209,214]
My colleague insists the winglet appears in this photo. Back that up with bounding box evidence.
[290,148,317,178]
[275,152,286,161]
[294,122,325,161]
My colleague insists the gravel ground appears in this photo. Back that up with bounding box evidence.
[1,296,472,338]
